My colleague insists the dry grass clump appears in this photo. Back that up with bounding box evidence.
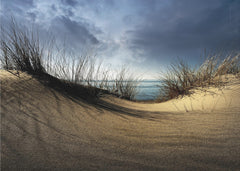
[0,19,140,100]
[158,60,196,101]
[44,50,140,100]
[158,53,240,102]
[0,20,45,74]
[112,67,140,100]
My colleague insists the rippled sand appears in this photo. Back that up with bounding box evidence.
[1,70,240,170]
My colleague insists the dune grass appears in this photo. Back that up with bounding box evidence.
[112,67,140,100]
[158,53,240,102]
[0,20,45,74]
[0,19,140,100]
[3,19,239,102]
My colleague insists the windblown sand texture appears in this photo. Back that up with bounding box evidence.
[1,70,240,170]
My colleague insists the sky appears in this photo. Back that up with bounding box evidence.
[1,0,240,79]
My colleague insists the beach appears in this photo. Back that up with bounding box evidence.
[1,70,240,170]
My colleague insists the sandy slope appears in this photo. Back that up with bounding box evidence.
[1,70,240,170]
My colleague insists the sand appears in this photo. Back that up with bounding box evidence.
[1,70,240,170]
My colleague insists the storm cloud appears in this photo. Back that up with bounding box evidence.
[50,16,99,48]
[1,0,101,50]
[125,0,240,62]
[1,0,240,77]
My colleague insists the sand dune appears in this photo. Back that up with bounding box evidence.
[1,70,240,170]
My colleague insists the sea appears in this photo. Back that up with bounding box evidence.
[135,80,162,101]
[84,80,162,101]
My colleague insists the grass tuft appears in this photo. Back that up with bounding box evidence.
[158,53,240,102]
[113,67,140,100]
[1,19,45,74]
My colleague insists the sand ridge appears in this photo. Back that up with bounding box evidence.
[1,70,240,170]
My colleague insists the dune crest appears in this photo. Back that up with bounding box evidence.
[1,70,240,170]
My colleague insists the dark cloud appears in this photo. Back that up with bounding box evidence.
[1,0,37,29]
[61,0,78,7]
[15,0,34,7]
[51,4,57,11]
[1,0,101,53]
[123,15,134,25]
[59,6,75,17]
[50,16,99,49]
[1,0,35,15]
[27,12,37,21]
[125,0,240,62]
[67,9,74,17]
[2,0,34,9]
[81,0,115,7]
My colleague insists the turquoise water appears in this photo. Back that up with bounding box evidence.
[135,80,161,101]
[84,80,162,101]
